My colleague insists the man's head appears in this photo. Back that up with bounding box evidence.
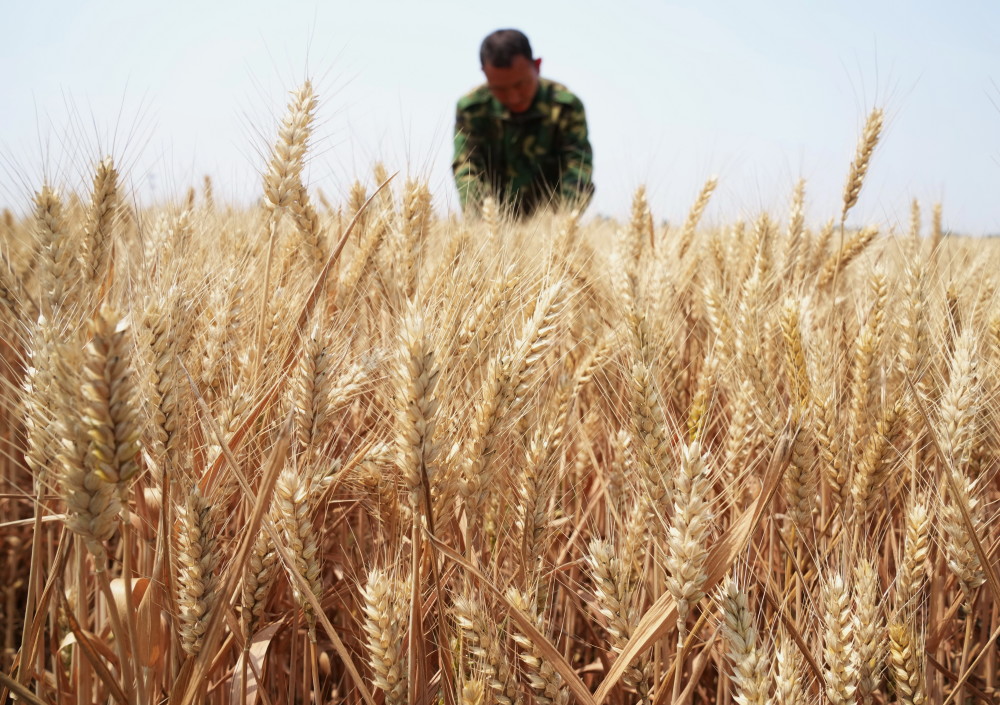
[479,29,541,114]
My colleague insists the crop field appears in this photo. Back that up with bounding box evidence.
[0,81,997,705]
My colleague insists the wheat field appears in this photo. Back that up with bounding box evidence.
[0,80,998,705]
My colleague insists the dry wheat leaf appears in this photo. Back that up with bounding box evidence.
[110,576,163,668]
[231,622,281,705]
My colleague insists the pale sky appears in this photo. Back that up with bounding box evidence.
[3,0,999,234]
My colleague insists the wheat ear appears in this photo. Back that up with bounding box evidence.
[625,185,651,263]
[841,108,884,223]
[822,572,858,705]
[853,559,885,705]
[897,260,928,408]
[274,466,323,640]
[780,299,818,530]
[55,343,121,555]
[505,280,566,424]
[242,522,279,641]
[138,294,188,479]
[895,496,931,610]
[480,196,499,236]
[289,183,325,274]
[850,401,903,519]
[734,265,778,436]
[460,678,486,705]
[773,629,807,705]
[398,179,432,299]
[664,440,712,624]
[847,267,887,463]
[176,486,222,656]
[937,328,986,602]
[587,533,651,703]
[717,577,768,705]
[454,263,519,362]
[939,327,978,470]
[361,568,409,705]
[784,179,806,284]
[33,185,74,319]
[452,595,520,705]
[288,322,332,458]
[80,305,143,492]
[22,324,59,480]
[394,304,440,512]
[817,226,878,290]
[507,588,569,705]
[263,80,316,212]
[678,176,719,258]
[929,202,943,251]
[82,157,120,289]
[940,473,987,603]
[888,622,926,705]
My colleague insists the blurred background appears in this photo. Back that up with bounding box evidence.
[2,0,998,233]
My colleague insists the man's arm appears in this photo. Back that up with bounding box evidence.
[557,96,594,208]
[452,107,490,211]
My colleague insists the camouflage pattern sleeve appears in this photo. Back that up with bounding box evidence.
[452,104,489,210]
[556,93,594,208]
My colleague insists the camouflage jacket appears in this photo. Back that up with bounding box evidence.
[452,78,594,217]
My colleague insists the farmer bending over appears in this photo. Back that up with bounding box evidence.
[452,29,594,218]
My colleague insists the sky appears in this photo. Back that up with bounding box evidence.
[2,0,999,234]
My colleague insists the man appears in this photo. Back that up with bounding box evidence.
[453,29,594,217]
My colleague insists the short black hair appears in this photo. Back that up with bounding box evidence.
[479,29,533,68]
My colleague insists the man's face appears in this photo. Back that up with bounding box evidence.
[482,55,542,114]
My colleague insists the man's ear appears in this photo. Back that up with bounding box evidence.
[533,57,542,73]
